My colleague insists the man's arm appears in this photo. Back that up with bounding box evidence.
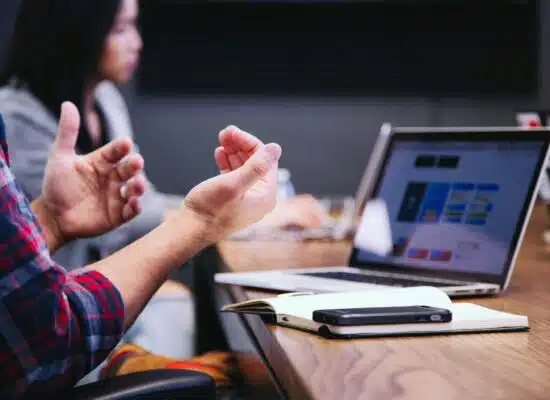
[0,118,280,397]
[0,152,125,397]
[86,207,209,327]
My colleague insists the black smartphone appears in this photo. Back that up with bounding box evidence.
[312,305,452,326]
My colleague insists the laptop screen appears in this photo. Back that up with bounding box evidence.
[353,137,546,281]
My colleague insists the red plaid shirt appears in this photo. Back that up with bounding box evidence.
[0,116,124,397]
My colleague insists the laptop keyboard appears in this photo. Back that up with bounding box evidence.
[299,271,456,288]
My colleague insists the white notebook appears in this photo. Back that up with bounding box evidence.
[221,286,528,338]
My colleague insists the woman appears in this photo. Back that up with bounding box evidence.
[0,0,326,373]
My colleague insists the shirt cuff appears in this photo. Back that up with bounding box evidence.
[66,270,125,361]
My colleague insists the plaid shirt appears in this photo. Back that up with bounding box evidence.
[0,116,124,398]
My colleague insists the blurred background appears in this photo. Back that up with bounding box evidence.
[1,0,549,197]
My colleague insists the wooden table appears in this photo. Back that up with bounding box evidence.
[217,204,550,400]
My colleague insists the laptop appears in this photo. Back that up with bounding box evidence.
[216,124,550,297]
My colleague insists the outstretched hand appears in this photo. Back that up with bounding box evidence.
[38,102,146,247]
[182,125,282,242]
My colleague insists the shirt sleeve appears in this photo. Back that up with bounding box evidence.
[0,117,125,397]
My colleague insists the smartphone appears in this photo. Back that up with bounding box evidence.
[312,305,452,326]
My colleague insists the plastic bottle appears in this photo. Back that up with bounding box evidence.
[277,168,295,201]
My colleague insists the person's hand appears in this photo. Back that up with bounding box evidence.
[163,208,179,222]
[181,125,282,242]
[256,194,329,230]
[37,102,146,246]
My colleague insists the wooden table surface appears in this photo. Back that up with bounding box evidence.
[218,204,550,400]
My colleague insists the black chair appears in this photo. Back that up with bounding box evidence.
[65,369,216,399]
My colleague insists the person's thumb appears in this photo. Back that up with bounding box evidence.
[53,102,80,155]
[230,143,282,191]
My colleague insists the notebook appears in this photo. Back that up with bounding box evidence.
[221,286,528,338]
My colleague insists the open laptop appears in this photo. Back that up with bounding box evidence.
[215,124,550,297]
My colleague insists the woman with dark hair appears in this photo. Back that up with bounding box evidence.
[0,0,326,381]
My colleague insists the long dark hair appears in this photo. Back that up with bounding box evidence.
[0,0,121,150]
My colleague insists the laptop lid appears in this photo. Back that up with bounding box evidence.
[348,125,550,289]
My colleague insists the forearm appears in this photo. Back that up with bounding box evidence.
[86,207,210,329]
[31,196,64,252]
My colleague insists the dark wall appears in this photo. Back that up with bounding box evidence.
[137,2,538,97]
[1,0,549,196]
[0,0,20,69]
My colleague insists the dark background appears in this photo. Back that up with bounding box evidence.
[1,0,549,197]
[138,1,538,97]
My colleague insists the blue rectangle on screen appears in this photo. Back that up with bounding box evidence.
[444,216,462,223]
[417,182,450,222]
[476,183,500,192]
[446,204,466,212]
[485,203,493,212]
[428,182,451,197]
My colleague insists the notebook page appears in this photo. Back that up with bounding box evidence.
[449,303,528,325]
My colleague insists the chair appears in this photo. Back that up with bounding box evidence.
[64,369,216,399]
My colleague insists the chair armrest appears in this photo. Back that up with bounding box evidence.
[66,369,216,399]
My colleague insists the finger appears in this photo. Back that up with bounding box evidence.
[115,153,144,182]
[122,175,146,199]
[122,196,142,221]
[237,151,248,164]
[218,126,240,152]
[219,125,263,155]
[89,137,134,174]
[228,142,282,192]
[215,141,245,171]
[214,147,231,173]
[219,125,264,168]
[53,102,80,155]
[227,152,243,170]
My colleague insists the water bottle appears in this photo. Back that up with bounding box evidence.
[277,168,295,201]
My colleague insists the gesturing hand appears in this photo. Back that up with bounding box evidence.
[38,102,146,246]
[182,125,282,242]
